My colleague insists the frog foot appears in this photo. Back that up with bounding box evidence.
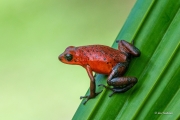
[98,84,115,97]
[99,84,134,97]
[80,90,103,105]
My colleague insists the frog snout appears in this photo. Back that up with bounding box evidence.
[58,54,63,61]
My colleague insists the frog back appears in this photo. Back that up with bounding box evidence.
[77,45,127,74]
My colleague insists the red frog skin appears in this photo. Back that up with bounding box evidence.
[58,40,141,104]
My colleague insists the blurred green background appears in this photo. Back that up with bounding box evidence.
[0,0,135,119]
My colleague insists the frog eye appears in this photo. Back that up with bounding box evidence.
[64,54,73,61]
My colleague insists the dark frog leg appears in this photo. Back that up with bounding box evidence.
[99,63,138,97]
[100,77,138,97]
[117,40,141,57]
[80,65,102,105]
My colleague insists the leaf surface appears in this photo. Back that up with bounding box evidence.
[73,0,180,119]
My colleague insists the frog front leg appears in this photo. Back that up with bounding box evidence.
[80,65,102,105]
[99,63,138,97]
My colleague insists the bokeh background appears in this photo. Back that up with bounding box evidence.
[0,0,135,119]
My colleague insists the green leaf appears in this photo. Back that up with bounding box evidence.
[73,0,180,119]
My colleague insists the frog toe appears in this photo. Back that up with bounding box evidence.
[96,90,103,95]
[80,95,90,105]
[80,95,88,99]
[109,83,135,97]
[109,91,116,97]
[80,91,102,105]
[83,98,89,105]
[98,85,116,97]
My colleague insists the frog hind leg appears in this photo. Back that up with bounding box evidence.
[99,63,138,97]
[118,40,141,57]
[99,77,137,97]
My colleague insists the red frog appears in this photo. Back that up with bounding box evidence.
[58,40,140,104]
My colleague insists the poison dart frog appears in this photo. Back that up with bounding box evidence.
[58,40,140,104]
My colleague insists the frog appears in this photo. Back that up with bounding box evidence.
[58,40,141,105]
